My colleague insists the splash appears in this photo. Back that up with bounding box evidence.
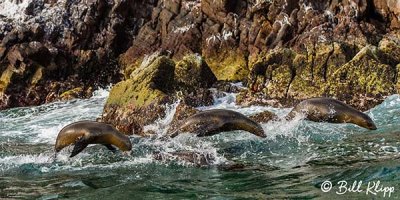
[0,84,399,174]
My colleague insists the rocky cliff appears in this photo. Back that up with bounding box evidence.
[1,0,399,134]
[0,0,157,109]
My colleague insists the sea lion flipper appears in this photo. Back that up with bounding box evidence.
[70,140,89,157]
[103,144,117,152]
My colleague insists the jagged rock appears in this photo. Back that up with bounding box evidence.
[174,54,216,107]
[59,87,93,101]
[325,45,397,110]
[175,54,217,89]
[241,42,398,110]
[0,0,156,109]
[1,0,400,111]
[167,102,199,135]
[102,56,175,135]
[249,110,278,124]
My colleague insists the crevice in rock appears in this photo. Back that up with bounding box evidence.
[322,42,335,81]
[309,42,316,81]
[285,66,296,98]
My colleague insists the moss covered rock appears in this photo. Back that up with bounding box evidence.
[326,45,396,103]
[205,50,249,81]
[59,87,93,101]
[242,43,398,110]
[107,56,175,108]
[396,64,400,93]
[102,56,175,135]
[249,110,278,124]
[175,54,217,89]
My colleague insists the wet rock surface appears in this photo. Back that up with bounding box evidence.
[1,0,400,126]
[249,110,278,124]
[0,0,157,109]
[101,56,215,135]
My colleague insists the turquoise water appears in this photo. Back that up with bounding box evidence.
[1,88,400,199]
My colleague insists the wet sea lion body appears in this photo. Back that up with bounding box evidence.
[170,109,266,138]
[286,97,377,130]
[55,121,132,157]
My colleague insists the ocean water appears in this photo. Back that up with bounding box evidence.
[0,87,400,199]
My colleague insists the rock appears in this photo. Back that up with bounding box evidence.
[249,110,278,124]
[211,81,245,93]
[1,0,400,112]
[325,45,396,110]
[167,102,199,135]
[204,50,250,81]
[59,87,93,101]
[102,56,175,135]
[175,54,217,89]
[241,41,399,110]
[174,54,216,107]
[0,0,156,109]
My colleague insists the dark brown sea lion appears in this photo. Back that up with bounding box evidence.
[169,109,266,138]
[55,121,132,157]
[285,97,377,130]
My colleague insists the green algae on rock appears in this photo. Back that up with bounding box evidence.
[102,56,175,136]
[102,55,218,136]
[249,110,278,124]
[107,56,175,108]
[175,54,217,89]
[326,45,396,101]
[240,41,399,110]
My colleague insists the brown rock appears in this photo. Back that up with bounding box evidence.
[249,110,278,124]
[167,102,199,135]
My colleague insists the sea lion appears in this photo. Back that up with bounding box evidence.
[169,109,266,138]
[285,97,377,130]
[55,121,132,157]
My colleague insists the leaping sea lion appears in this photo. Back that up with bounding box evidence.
[169,109,266,138]
[55,121,132,157]
[285,97,377,130]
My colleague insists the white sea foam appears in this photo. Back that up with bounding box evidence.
[0,0,30,22]
[1,80,399,171]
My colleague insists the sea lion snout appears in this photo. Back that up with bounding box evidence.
[367,123,377,130]
[356,115,377,130]
[252,125,267,138]
[119,138,133,151]
[255,130,267,138]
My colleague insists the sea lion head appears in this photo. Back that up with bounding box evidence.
[109,134,132,151]
[351,113,377,130]
[252,125,267,138]
[237,120,267,138]
[54,130,86,152]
